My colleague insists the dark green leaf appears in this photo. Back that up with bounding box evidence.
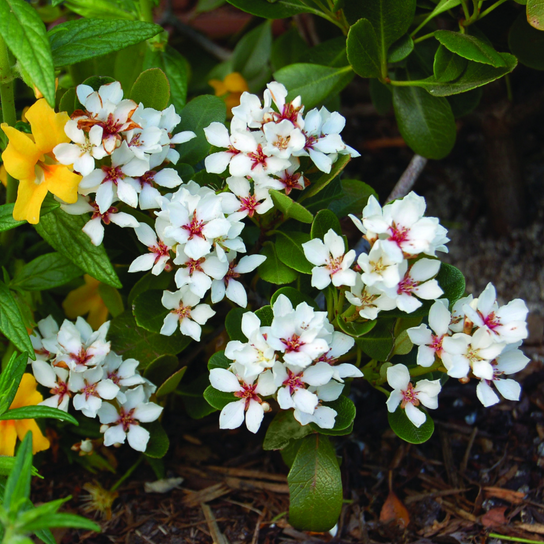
[0,352,28,415]
[298,37,348,68]
[328,179,378,218]
[225,307,249,342]
[369,78,392,115]
[388,405,434,443]
[130,68,170,110]
[433,45,467,82]
[35,208,121,288]
[3,431,33,510]
[0,281,34,357]
[232,21,272,80]
[356,318,395,361]
[337,315,377,338]
[226,0,313,18]
[310,209,342,239]
[176,95,227,165]
[177,373,216,419]
[255,305,273,326]
[258,242,298,285]
[271,27,309,71]
[0,204,26,232]
[0,0,55,106]
[127,270,172,306]
[288,434,342,532]
[58,87,77,114]
[389,34,414,63]
[270,190,313,223]
[203,385,236,410]
[392,85,456,159]
[156,366,187,397]
[528,0,544,30]
[434,30,506,67]
[0,406,78,425]
[300,154,351,201]
[48,18,162,67]
[97,284,124,317]
[310,395,356,436]
[143,420,169,458]
[276,231,312,274]
[274,64,354,110]
[447,87,482,117]
[144,354,179,386]
[109,311,190,368]
[208,350,230,370]
[509,11,544,70]
[133,290,170,333]
[263,410,313,450]
[10,253,82,291]
[436,262,465,305]
[270,286,318,310]
[0,456,40,477]
[347,19,382,79]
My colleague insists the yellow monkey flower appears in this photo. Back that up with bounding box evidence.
[209,72,249,113]
[1,99,81,224]
[63,274,109,330]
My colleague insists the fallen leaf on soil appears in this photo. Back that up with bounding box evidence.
[483,486,525,504]
[481,506,508,528]
[144,477,184,493]
[515,522,544,535]
[380,489,410,528]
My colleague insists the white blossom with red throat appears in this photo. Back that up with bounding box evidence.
[129,223,173,276]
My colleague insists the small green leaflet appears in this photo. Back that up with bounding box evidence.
[0,281,34,357]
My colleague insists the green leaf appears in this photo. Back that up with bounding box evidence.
[0,352,28,415]
[434,30,506,68]
[22,512,101,533]
[62,0,134,19]
[310,395,356,436]
[298,37,348,68]
[133,290,173,334]
[127,270,172,306]
[448,87,482,117]
[203,385,236,410]
[414,53,518,96]
[10,253,82,291]
[35,208,121,288]
[142,45,189,112]
[392,85,456,159]
[276,231,312,274]
[255,304,273,326]
[177,374,216,419]
[270,190,313,224]
[144,354,179,386]
[0,0,55,106]
[528,0,544,29]
[270,287,319,311]
[58,87,77,114]
[0,204,25,232]
[208,350,230,370]
[176,95,227,165]
[0,281,34,357]
[412,0,461,34]
[0,457,39,477]
[346,19,382,79]
[271,27,309,72]
[142,420,169,458]
[48,19,162,67]
[0,406,78,425]
[310,209,342,239]
[337,315,376,338]
[509,11,544,70]
[226,0,313,18]
[433,45,467,82]
[263,410,313,450]
[328,179,378,218]
[436,262,465,305]
[273,64,354,110]
[97,283,124,318]
[389,34,414,63]
[258,242,298,285]
[300,154,351,201]
[388,405,434,444]
[108,311,190,368]
[356,318,395,361]
[288,434,342,532]
[3,431,33,510]
[130,68,170,110]
[392,329,413,356]
[156,367,187,397]
[225,307,249,342]
[232,21,272,80]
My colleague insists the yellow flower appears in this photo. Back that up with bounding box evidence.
[1,99,81,224]
[209,72,249,113]
[0,164,6,187]
[63,275,109,330]
[0,373,51,456]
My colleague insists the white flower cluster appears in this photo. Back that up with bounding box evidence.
[348,192,449,318]
[209,294,362,433]
[55,81,196,246]
[28,315,162,452]
[407,283,529,408]
[203,81,360,208]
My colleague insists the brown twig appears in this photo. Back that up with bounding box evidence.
[386,154,428,203]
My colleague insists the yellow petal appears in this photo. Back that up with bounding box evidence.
[15,420,50,454]
[0,164,7,187]
[25,99,70,153]
[209,79,228,97]
[43,163,81,204]
[10,373,44,409]
[224,72,248,93]
[226,93,244,112]
[0,421,18,456]
[1,124,41,181]
[13,177,49,224]
[87,301,109,330]
[63,275,108,329]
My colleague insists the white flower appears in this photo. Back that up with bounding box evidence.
[174,249,228,298]
[449,294,474,333]
[102,352,145,389]
[98,385,163,452]
[69,366,119,418]
[129,223,173,276]
[464,283,528,345]
[32,360,71,412]
[302,229,357,290]
[293,405,337,429]
[134,168,183,210]
[29,315,59,362]
[357,240,400,289]
[345,275,396,320]
[209,368,276,433]
[386,364,441,428]
[315,332,361,382]
[226,176,273,218]
[262,119,305,159]
[160,287,215,341]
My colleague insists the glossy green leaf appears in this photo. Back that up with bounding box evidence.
[392,85,456,159]
[35,208,121,288]
[328,179,378,218]
[143,354,179,386]
[388,405,434,444]
[232,21,272,80]
[509,11,544,70]
[528,0,544,29]
[176,95,227,165]
[0,456,40,477]
[276,231,312,274]
[130,68,170,110]
[310,209,342,239]
[310,395,356,436]
[0,0,56,106]
[58,87,77,114]
[225,307,249,342]
[347,18,382,79]
[143,420,169,458]
[48,18,162,67]
[298,37,348,68]
[263,410,313,450]
[436,262,465,305]
[226,0,313,18]
[389,34,414,64]
[412,0,462,35]
[0,204,25,232]
[3,432,33,511]
[62,0,134,19]
[109,311,190,368]
[271,27,309,71]
[156,366,187,397]
[356,318,395,361]
[270,190,313,223]
[10,253,81,291]
[448,87,482,117]
[255,305,273,326]
[203,385,236,410]
[337,315,376,338]
[301,154,351,202]
[434,30,506,67]
[392,329,413,356]
[433,44,467,82]
[270,287,319,310]
[208,350,231,371]
[0,405,78,425]
[97,283,124,318]
[133,290,170,333]
[127,270,172,306]
[274,64,353,110]
[0,281,35,357]
[258,242,298,285]
[0,352,28,415]
[288,434,342,532]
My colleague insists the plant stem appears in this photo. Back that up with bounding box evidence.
[139,0,154,23]
[479,0,508,19]
[409,360,445,377]
[413,30,436,44]
[110,456,144,492]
